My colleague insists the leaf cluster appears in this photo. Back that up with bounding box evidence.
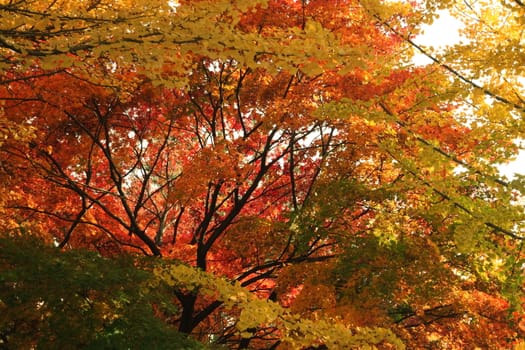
[0,234,205,349]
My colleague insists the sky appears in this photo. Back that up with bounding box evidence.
[412,11,464,65]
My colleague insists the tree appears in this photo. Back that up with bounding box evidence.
[0,235,207,349]
[1,0,524,349]
[354,0,525,347]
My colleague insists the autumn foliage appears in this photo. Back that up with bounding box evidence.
[1,0,525,349]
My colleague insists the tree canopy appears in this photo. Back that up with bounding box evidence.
[1,0,525,349]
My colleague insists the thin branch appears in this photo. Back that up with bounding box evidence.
[372,13,525,113]
[378,101,509,188]
[384,148,524,241]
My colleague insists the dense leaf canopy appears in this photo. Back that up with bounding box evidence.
[1,0,525,349]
